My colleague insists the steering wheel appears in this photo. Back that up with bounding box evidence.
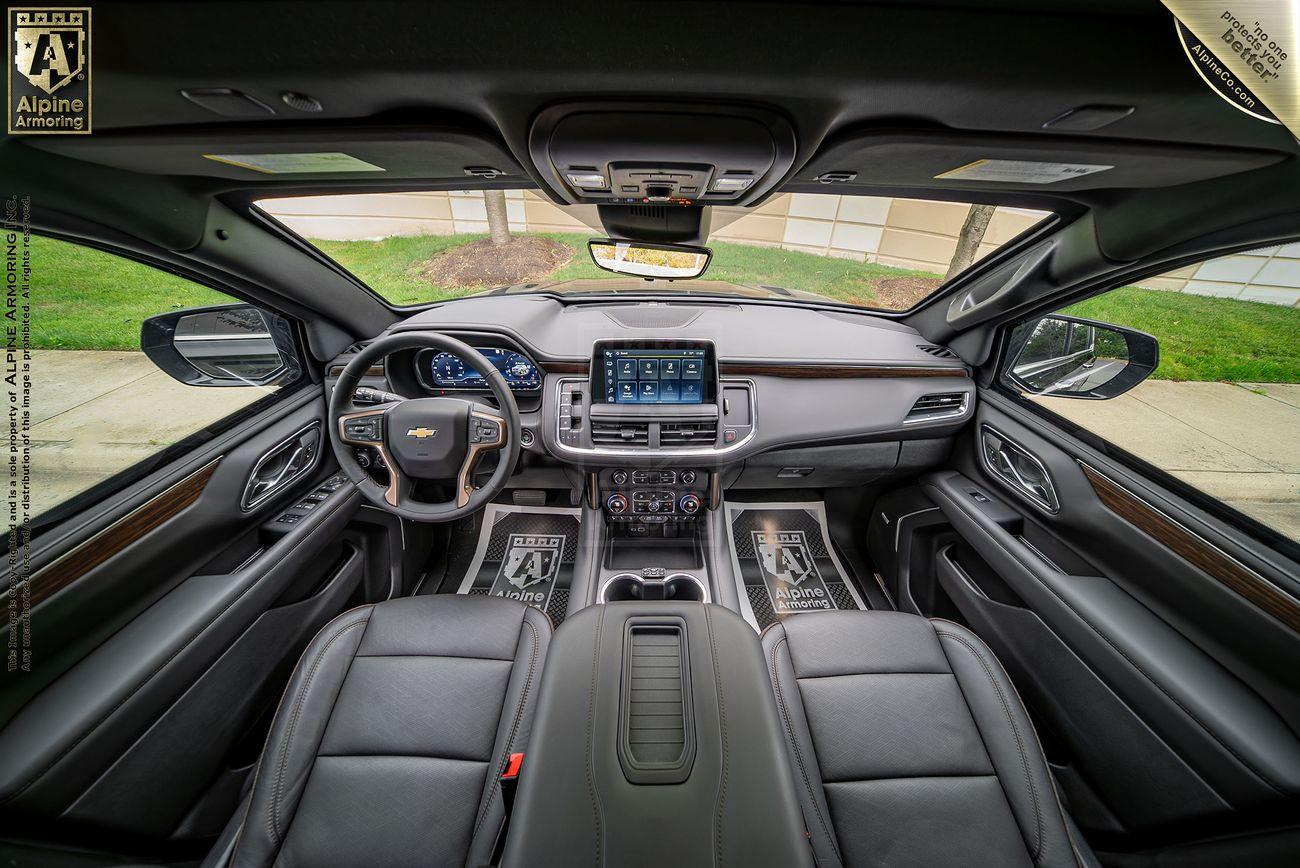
[328,332,522,521]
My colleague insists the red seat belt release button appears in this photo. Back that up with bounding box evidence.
[502,752,524,780]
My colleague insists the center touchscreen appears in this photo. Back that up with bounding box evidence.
[600,347,709,404]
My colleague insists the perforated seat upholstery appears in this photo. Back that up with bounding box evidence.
[228,595,550,868]
[761,610,1094,868]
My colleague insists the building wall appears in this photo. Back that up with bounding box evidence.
[261,191,1300,306]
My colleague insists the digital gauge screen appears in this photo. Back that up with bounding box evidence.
[420,348,541,391]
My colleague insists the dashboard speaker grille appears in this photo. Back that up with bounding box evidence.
[601,305,703,329]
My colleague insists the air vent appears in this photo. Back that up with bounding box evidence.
[917,344,959,360]
[660,421,717,447]
[906,392,969,423]
[591,420,649,446]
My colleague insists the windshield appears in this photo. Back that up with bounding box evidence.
[259,190,1051,311]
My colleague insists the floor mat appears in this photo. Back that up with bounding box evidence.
[725,500,868,631]
[454,503,582,627]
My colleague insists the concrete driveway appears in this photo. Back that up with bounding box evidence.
[1036,380,1300,538]
[28,350,269,516]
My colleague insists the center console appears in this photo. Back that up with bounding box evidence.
[553,340,754,615]
[500,601,814,868]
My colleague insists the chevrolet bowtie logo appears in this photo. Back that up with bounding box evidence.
[406,427,438,439]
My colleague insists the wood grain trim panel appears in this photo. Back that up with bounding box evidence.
[718,362,968,379]
[23,458,221,607]
[1081,462,1300,632]
[327,365,385,378]
[539,360,588,374]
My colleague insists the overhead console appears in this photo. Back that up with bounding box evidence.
[528,102,796,208]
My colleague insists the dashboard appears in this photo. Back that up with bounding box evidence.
[331,297,976,472]
[414,347,541,392]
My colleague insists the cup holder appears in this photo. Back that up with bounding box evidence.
[600,572,709,604]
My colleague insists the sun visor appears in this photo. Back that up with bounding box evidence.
[23,125,528,184]
[790,130,1288,195]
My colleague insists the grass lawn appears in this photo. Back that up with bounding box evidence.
[311,232,937,307]
[32,235,230,350]
[29,232,1300,384]
[1065,286,1300,383]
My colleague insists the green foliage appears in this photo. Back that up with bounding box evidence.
[1065,286,1300,383]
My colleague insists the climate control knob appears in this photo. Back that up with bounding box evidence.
[678,493,703,515]
[606,493,629,515]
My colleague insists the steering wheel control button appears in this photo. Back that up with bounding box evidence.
[679,493,703,515]
[470,416,502,444]
[343,417,383,442]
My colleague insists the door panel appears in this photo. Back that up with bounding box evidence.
[916,394,1300,837]
[0,388,367,844]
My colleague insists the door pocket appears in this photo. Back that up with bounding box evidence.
[933,544,1227,832]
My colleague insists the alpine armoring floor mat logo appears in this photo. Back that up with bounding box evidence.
[726,501,868,631]
[489,534,565,606]
[456,503,581,625]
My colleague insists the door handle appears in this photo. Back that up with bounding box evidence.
[242,424,321,510]
[980,425,1059,513]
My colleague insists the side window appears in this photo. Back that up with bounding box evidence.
[1005,244,1300,542]
[32,236,299,521]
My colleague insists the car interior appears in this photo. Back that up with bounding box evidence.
[2,1,1299,866]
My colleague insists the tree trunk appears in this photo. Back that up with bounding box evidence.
[945,204,996,279]
[484,190,512,245]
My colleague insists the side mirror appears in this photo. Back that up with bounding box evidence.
[588,238,711,280]
[141,303,300,387]
[1001,314,1158,399]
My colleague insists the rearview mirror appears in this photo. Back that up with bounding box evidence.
[142,303,301,387]
[1002,314,1158,400]
[588,238,711,280]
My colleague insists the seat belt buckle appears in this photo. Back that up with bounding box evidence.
[500,752,524,815]
[486,751,526,865]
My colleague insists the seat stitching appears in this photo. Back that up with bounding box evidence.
[936,629,1044,863]
[472,614,540,838]
[934,486,1287,794]
[226,603,373,864]
[0,495,359,806]
[706,605,729,868]
[768,634,843,866]
[269,615,369,843]
[587,607,605,867]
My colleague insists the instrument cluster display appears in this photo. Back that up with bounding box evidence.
[418,348,541,391]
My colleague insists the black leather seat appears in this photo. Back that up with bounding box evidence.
[761,610,1096,868]
[219,595,551,868]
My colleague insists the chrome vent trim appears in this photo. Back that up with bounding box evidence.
[904,391,970,424]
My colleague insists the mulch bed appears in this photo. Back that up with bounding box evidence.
[867,275,945,310]
[420,236,573,288]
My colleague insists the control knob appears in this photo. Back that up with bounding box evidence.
[611,469,629,485]
[605,493,629,515]
[679,493,703,515]
[680,469,697,485]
